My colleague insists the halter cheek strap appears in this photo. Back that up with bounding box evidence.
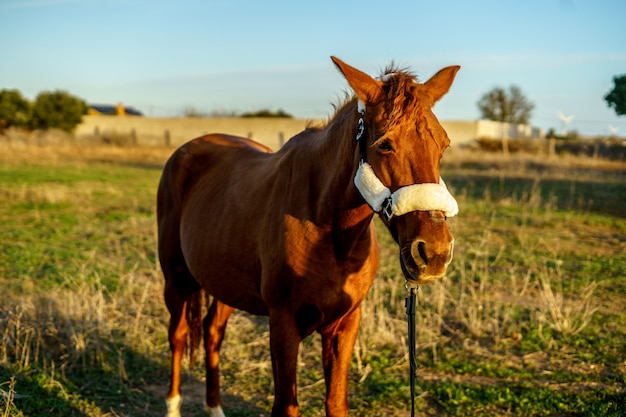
[353,101,459,221]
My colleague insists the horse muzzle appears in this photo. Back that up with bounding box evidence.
[400,238,454,284]
[397,211,455,285]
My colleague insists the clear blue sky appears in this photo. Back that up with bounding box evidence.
[1,0,625,136]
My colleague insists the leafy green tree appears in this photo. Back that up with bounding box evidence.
[477,85,534,124]
[0,89,32,131]
[30,90,87,132]
[604,74,626,116]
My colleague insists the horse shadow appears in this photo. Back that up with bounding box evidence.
[0,363,91,417]
[0,309,267,417]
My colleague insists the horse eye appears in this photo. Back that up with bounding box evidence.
[377,139,394,152]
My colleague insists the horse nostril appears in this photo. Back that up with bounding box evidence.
[417,241,427,265]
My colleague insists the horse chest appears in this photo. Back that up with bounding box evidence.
[282,215,370,278]
[262,216,376,318]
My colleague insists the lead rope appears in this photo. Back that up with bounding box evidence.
[405,282,418,417]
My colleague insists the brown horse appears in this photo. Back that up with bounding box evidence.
[157,56,460,417]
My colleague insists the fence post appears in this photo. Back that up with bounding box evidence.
[501,123,509,157]
[279,132,285,147]
[548,137,556,159]
[130,128,137,146]
[164,129,171,147]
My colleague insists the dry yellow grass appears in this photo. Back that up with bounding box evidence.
[0,129,171,166]
[1,133,625,416]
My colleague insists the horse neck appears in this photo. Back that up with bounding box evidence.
[303,100,374,229]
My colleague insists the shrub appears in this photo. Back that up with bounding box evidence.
[30,90,87,132]
[0,89,32,131]
[241,108,292,118]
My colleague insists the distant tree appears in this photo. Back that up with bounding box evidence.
[0,89,32,131]
[604,74,626,117]
[241,108,292,118]
[30,90,87,132]
[477,85,534,124]
[181,106,207,118]
[208,109,240,117]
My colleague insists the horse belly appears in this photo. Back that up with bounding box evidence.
[192,257,268,315]
[179,194,270,315]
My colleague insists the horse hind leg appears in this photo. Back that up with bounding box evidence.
[163,260,201,417]
[164,279,188,417]
[203,299,235,417]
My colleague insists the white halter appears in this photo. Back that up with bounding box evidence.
[353,100,458,221]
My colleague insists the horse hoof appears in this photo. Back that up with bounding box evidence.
[204,403,226,417]
[166,395,182,417]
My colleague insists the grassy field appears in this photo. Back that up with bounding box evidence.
[0,139,625,416]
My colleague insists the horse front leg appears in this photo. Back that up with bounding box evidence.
[320,307,362,417]
[269,310,301,417]
[203,299,234,417]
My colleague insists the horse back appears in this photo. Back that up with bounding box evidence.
[158,133,271,205]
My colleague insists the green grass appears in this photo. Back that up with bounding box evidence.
[1,147,625,416]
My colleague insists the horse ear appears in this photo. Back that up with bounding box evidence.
[331,56,383,105]
[424,65,461,105]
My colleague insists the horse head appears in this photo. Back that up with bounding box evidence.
[332,56,460,285]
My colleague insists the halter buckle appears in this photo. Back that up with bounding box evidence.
[381,197,394,222]
[356,116,365,142]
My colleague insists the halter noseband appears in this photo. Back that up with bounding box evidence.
[353,100,459,222]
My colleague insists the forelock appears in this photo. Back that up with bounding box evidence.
[377,66,422,131]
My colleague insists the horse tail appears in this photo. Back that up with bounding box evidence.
[186,289,205,367]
